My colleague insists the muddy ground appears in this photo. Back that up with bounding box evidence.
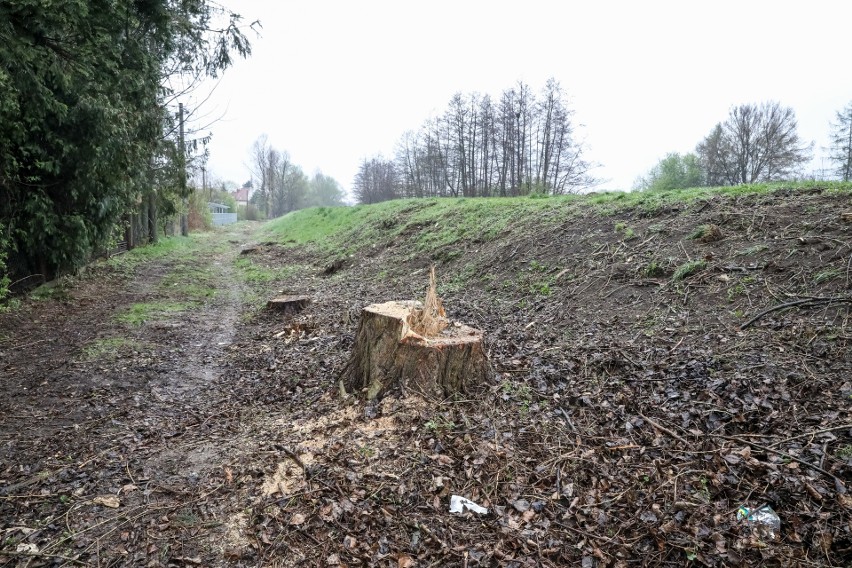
[1,190,851,567]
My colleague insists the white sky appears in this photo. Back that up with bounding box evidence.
[196,0,852,195]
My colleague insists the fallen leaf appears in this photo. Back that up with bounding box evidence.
[93,495,120,508]
[640,510,658,523]
[289,513,306,525]
[5,527,36,536]
[398,554,414,567]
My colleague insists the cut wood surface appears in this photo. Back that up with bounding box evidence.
[342,300,491,399]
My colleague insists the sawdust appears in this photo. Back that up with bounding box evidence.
[221,512,251,554]
[261,459,306,497]
[261,396,429,497]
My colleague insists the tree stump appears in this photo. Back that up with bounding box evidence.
[266,295,311,315]
[341,300,491,400]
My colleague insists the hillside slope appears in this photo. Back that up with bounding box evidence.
[226,183,852,566]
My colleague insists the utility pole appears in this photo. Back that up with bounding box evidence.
[179,102,188,237]
[203,165,209,199]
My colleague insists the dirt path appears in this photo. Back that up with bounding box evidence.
[0,225,262,566]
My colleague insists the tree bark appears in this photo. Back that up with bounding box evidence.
[266,295,311,315]
[342,301,491,400]
[148,190,158,244]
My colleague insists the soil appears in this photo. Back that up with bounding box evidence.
[1,190,851,567]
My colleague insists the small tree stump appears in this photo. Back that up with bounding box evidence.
[342,301,491,399]
[266,295,311,315]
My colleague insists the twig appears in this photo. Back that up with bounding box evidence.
[276,445,306,471]
[767,424,852,448]
[0,550,87,566]
[559,408,577,434]
[740,296,852,330]
[639,413,689,445]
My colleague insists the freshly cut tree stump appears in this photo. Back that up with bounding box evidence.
[266,295,311,315]
[341,300,491,400]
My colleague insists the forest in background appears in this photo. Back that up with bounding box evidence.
[351,88,852,204]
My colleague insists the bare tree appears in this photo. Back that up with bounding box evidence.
[250,135,275,215]
[392,78,593,199]
[353,157,398,204]
[696,102,810,185]
[828,101,852,181]
[268,151,290,217]
[695,124,727,186]
[477,94,497,196]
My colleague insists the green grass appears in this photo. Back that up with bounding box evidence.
[159,263,217,300]
[813,268,841,285]
[642,260,666,278]
[107,236,195,271]
[672,260,707,282]
[115,301,195,325]
[736,244,769,257]
[234,257,304,284]
[261,183,852,259]
[80,337,146,360]
[688,224,714,240]
[263,198,577,256]
[614,221,635,239]
[30,280,72,301]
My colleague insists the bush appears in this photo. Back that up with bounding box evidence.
[187,191,212,231]
[241,203,263,221]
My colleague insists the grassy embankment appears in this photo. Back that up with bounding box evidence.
[256,182,852,298]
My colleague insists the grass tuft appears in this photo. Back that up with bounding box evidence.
[672,260,707,282]
[115,301,195,325]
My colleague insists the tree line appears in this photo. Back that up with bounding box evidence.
[249,136,345,218]
[353,79,595,204]
[637,100,852,191]
[0,0,256,291]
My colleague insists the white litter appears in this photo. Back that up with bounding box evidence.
[449,495,488,515]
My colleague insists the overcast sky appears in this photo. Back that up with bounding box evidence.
[196,0,852,196]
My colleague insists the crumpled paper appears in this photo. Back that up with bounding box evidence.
[449,495,488,515]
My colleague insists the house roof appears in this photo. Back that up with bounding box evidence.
[232,187,249,201]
